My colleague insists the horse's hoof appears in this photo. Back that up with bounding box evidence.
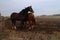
[28,27,32,31]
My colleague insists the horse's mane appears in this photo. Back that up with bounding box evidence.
[19,6,29,14]
[18,7,29,16]
[19,8,24,13]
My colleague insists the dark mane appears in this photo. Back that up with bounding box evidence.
[19,8,28,16]
[19,8,25,13]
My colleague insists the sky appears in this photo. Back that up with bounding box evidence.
[0,0,60,16]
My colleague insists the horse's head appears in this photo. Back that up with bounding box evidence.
[25,6,34,13]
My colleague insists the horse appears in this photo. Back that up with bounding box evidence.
[24,13,36,30]
[10,6,34,30]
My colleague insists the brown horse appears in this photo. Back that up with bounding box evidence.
[10,6,34,29]
[24,13,36,30]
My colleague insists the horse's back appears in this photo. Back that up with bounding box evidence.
[11,12,19,19]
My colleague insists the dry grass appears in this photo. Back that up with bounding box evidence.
[0,16,60,40]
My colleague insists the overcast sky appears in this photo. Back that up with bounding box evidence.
[0,0,60,16]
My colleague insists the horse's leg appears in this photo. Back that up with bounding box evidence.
[18,21,24,30]
[32,18,36,25]
[11,20,14,29]
[25,21,29,29]
[32,19,36,29]
[28,21,33,30]
[29,21,35,30]
[23,21,27,29]
[11,20,16,30]
[29,19,36,30]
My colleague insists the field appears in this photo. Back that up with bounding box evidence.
[0,16,60,40]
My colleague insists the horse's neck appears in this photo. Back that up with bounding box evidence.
[19,9,28,15]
